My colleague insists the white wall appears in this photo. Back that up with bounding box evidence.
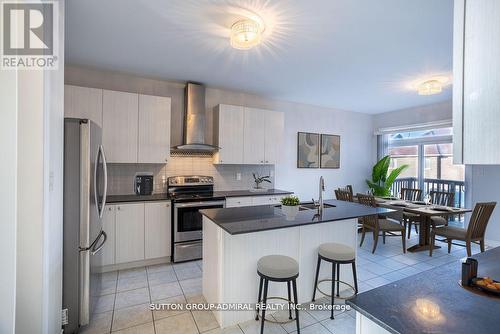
[65,65,375,200]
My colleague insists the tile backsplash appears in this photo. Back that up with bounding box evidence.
[107,156,275,195]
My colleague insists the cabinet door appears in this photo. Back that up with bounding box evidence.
[145,201,171,259]
[461,0,500,164]
[264,111,284,164]
[243,107,266,164]
[138,95,171,163]
[102,90,139,163]
[225,197,253,208]
[213,104,244,164]
[64,85,103,127]
[101,205,116,266]
[115,203,144,264]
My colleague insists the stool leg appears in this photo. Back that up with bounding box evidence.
[331,263,336,320]
[312,255,321,302]
[292,279,300,333]
[255,276,263,320]
[287,281,292,320]
[336,263,340,297]
[260,279,269,334]
[352,262,358,294]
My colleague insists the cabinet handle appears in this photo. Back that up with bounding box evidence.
[108,207,112,211]
[117,206,121,211]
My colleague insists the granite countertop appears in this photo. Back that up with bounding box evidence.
[347,247,500,334]
[200,199,393,235]
[106,189,293,204]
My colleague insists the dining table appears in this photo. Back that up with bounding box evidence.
[374,197,472,252]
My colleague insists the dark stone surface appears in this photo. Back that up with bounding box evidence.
[200,199,393,235]
[107,193,171,203]
[212,189,293,198]
[348,247,500,334]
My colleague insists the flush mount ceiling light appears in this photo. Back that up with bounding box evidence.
[230,17,265,50]
[415,76,450,96]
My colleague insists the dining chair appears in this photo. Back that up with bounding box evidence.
[429,190,455,228]
[400,188,422,239]
[429,202,496,257]
[357,193,406,254]
[335,188,353,202]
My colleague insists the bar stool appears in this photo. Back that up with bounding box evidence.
[311,243,358,319]
[255,255,300,334]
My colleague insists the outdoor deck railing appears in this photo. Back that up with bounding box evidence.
[391,177,465,208]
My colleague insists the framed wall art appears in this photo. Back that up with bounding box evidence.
[297,132,320,168]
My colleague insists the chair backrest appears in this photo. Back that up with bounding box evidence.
[356,193,378,229]
[335,188,353,202]
[430,190,455,207]
[344,185,353,196]
[401,188,422,201]
[467,202,497,240]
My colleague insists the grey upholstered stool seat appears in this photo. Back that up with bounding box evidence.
[318,243,355,261]
[257,255,299,279]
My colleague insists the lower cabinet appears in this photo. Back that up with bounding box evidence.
[115,203,145,264]
[101,205,116,266]
[145,201,171,259]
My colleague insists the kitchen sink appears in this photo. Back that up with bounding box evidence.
[299,202,336,210]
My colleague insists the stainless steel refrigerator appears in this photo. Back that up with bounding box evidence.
[63,118,108,333]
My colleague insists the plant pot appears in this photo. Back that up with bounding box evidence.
[282,205,299,220]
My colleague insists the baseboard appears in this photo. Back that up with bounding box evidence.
[98,256,171,273]
[485,239,500,248]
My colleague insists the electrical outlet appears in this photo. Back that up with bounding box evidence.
[236,172,241,181]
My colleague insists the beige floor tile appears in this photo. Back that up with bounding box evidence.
[98,279,117,296]
[112,322,154,334]
[203,326,243,334]
[174,266,202,281]
[150,281,183,301]
[146,263,174,274]
[112,303,153,332]
[289,322,330,334]
[93,294,115,314]
[271,309,317,333]
[238,318,287,334]
[154,312,198,334]
[147,270,178,287]
[80,311,113,334]
[179,277,202,297]
[119,267,147,280]
[115,288,150,310]
[117,274,148,292]
[100,271,118,282]
[320,311,355,334]
[152,294,188,320]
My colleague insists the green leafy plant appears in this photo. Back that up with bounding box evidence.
[281,195,300,206]
[366,155,408,196]
[252,173,271,189]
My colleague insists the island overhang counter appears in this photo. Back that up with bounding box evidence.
[200,199,392,328]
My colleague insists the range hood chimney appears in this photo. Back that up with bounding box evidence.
[172,82,218,153]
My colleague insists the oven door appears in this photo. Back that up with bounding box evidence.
[174,200,225,242]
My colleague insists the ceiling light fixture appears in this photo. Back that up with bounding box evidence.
[230,18,265,50]
[417,80,443,96]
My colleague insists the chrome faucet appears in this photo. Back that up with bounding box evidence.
[317,176,325,214]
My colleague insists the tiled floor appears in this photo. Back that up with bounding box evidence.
[83,233,483,334]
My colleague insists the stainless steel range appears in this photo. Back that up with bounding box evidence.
[168,176,225,262]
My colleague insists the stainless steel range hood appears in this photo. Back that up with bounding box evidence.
[172,82,219,153]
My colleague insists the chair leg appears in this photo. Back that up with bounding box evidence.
[255,276,263,320]
[331,263,335,320]
[383,231,386,244]
[466,241,472,257]
[447,239,452,253]
[336,263,340,297]
[414,223,419,234]
[372,231,379,254]
[407,221,412,239]
[312,255,321,302]
[402,227,406,254]
[287,281,292,320]
[429,232,435,257]
[260,279,269,334]
[292,279,300,333]
[360,227,366,247]
[352,262,358,294]
[480,239,485,253]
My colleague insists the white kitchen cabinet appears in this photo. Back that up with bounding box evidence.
[102,90,139,163]
[64,85,103,127]
[225,197,254,208]
[264,111,284,164]
[243,107,266,164]
[225,195,287,207]
[453,0,500,164]
[144,201,171,259]
[213,104,245,164]
[101,205,116,266]
[138,95,171,163]
[252,195,284,206]
[115,203,145,264]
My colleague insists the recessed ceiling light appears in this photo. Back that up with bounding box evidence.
[230,18,265,50]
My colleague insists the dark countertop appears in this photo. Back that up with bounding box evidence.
[200,199,392,235]
[347,247,500,334]
[106,189,293,203]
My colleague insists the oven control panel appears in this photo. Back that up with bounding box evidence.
[168,175,214,186]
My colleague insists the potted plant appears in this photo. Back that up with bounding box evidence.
[280,195,300,220]
[366,155,408,197]
[251,173,271,192]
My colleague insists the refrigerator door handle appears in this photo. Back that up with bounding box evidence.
[95,145,108,218]
[91,230,107,255]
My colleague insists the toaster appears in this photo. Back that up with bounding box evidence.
[134,173,154,195]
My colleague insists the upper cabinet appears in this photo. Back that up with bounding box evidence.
[453,0,500,164]
[138,95,171,163]
[102,90,139,163]
[64,85,103,127]
[213,104,284,165]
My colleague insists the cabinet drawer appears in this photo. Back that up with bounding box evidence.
[225,197,254,208]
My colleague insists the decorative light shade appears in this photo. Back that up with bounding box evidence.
[417,80,443,95]
[230,19,264,50]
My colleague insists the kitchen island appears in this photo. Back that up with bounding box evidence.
[201,200,391,328]
[348,247,500,334]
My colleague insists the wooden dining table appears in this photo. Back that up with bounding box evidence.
[374,198,472,252]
